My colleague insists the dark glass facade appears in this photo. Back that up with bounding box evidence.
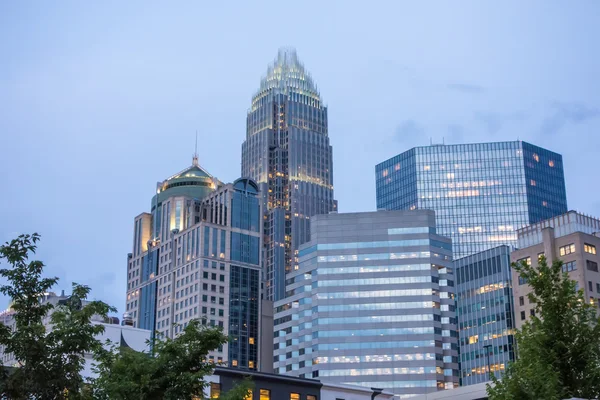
[376,141,567,259]
[139,249,159,332]
[454,246,515,386]
[228,265,260,370]
[241,49,337,301]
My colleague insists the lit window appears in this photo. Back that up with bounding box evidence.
[290,394,300,400]
[559,244,576,256]
[542,201,548,207]
[584,243,596,255]
[549,160,555,167]
[424,165,431,171]
[260,389,271,400]
[307,396,317,400]
[244,390,253,400]
[518,257,531,266]
[538,253,545,261]
[249,360,255,369]
[210,383,221,398]
[533,153,539,162]
[232,360,238,367]
[530,179,536,186]
[249,337,255,345]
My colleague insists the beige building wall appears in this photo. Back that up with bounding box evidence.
[511,227,600,329]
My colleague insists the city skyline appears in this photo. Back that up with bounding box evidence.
[1,1,599,313]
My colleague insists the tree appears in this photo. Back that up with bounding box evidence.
[487,256,600,400]
[0,233,115,399]
[90,319,252,400]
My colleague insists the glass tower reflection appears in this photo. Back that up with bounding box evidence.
[375,141,568,259]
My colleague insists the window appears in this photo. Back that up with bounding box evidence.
[307,397,317,400]
[260,389,270,400]
[587,260,599,272]
[538,252,545,261]
[210,383,220,398]
[585,243,597,254]
[596,283,600,293]
[249,337,255,345]
[290,394,300,400]
[244,390,252,400]
[518,276,528,285]
[519,296,524,306]
[249,360,255,369]
[232,359,238,367]
[562,261,576,272]
[520,311,525,321]
[530,309,535,317]
[559,244,576,256]
[590,297,596,306]
[518,257,531,266]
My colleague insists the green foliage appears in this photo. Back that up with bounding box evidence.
[90,319,230,400]
[218,377,254,400]
[0,233,115,399]
[487,256,600,400]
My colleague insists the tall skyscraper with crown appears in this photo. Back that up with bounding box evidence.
[242,48,337,301]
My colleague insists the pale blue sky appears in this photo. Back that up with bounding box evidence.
[1,1,599,314]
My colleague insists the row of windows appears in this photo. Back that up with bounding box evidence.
[316,353,439,364]
[316,276,438,287]
[316,263,433,274]
[559,243,576,256]
[460,312,509,332]
[319,366,439,377]
[315,301,436,312]
[313,327,438,338]
[318,251,434,262]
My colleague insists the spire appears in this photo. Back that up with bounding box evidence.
[192,131,199,166]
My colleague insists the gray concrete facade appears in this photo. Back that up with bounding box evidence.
[273,210,459,398]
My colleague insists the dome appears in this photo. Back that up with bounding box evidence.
[152,157,220,205]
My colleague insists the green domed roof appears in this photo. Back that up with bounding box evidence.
[171,165,212,180]
[152,157,220,205]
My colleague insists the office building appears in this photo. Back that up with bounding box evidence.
[205,367,395,400]
[375,141,568,259]
[242,48,337,301]
[0,292,150,378]
[511,211,600,329]
[126,156,270,371]
[454,246,515,386]
[273,210,459,398]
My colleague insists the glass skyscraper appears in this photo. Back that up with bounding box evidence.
[454,245,515,386]
[375,141,568,259]
[242,48,337,301]
[273,210,459,398]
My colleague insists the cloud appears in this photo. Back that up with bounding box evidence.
[395,120,424,142]
[540,102,600,135]
[474,110,529,135]
[447,83,486,94]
